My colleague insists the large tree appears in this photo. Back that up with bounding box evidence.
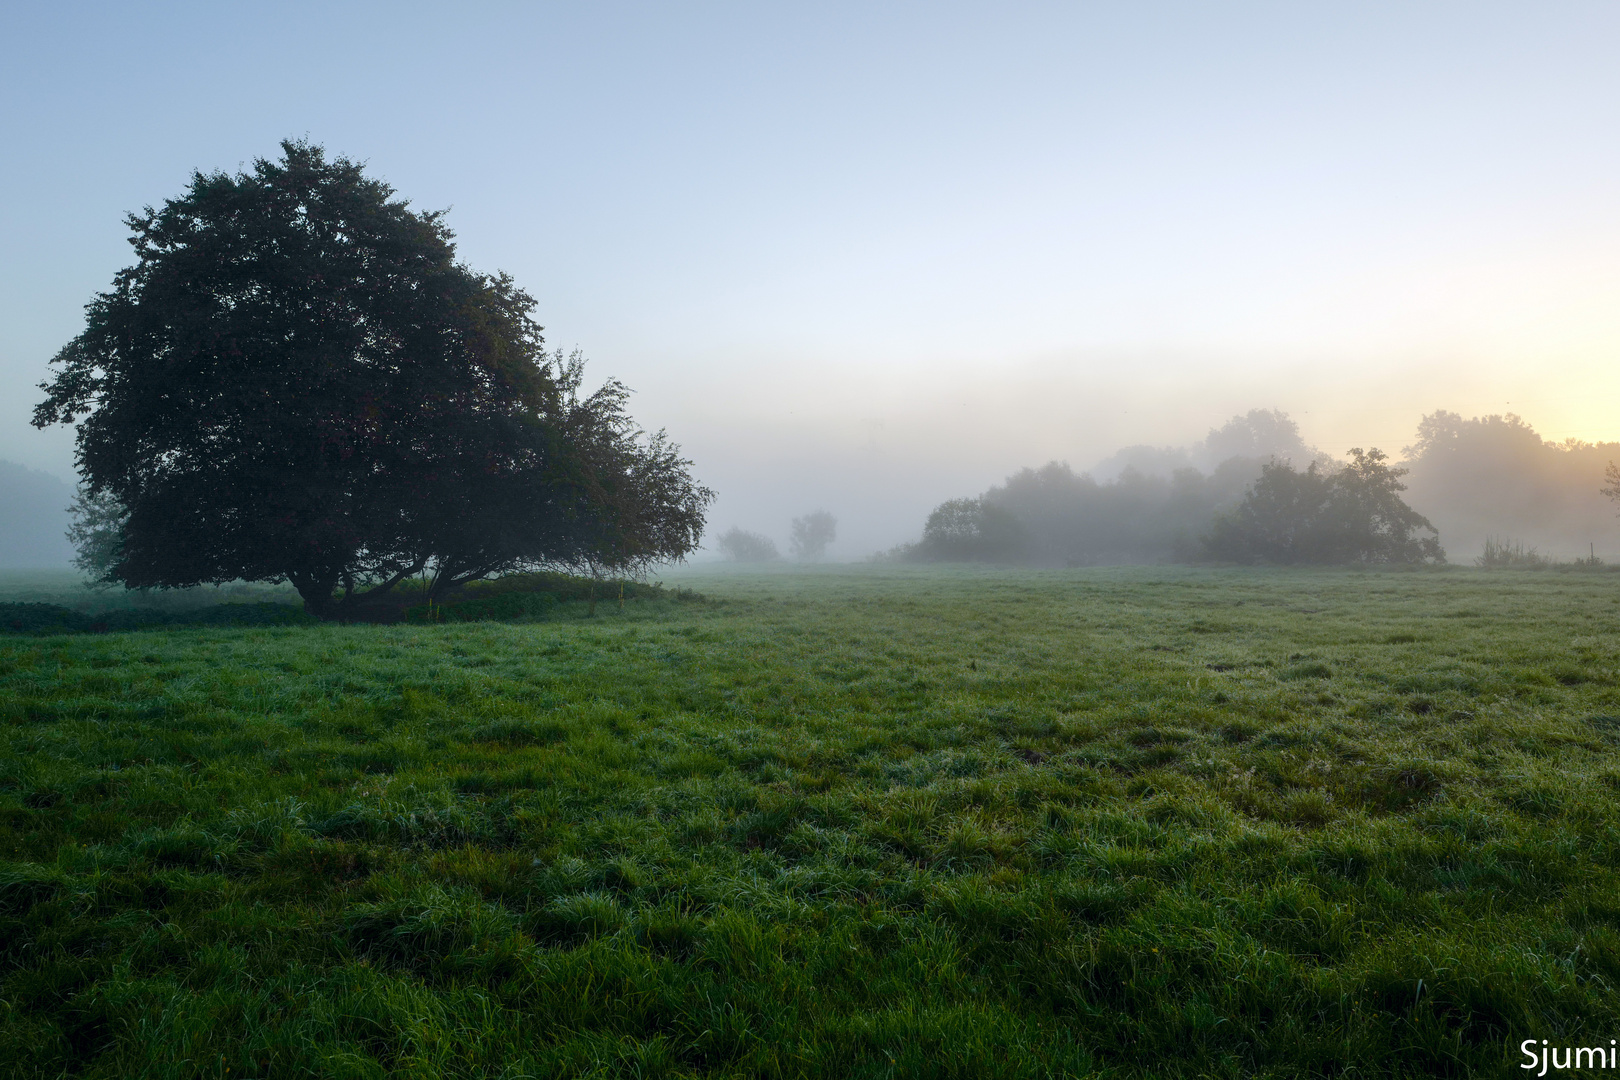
[35,141,711,616]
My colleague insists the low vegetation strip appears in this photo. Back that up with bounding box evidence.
[0,601,317,635]
[1,566,1618,1077]
[0,574,674,634]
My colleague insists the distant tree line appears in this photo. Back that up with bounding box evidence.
[1201,449,1443,565]
[890,409,1384,564]
[1400,412,1620,559]
[894,406,1620,567]
[716,510,838,563]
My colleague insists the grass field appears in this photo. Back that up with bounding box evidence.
[2,564,1619,1078]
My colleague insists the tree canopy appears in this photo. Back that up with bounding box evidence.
[1202,448,1444,565]
[34,141,711,615]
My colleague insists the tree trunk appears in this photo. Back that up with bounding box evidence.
[289,572,338,620]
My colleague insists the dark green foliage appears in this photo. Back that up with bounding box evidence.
[2,565,1618,1077]
[34,142,711,618]
[0,603,86,635]
[1204,448,1445,565]
[0,601,314,634]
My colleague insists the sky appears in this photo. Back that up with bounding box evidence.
[3,1,1619,556]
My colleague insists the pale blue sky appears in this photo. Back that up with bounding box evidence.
[4,2,1618,553]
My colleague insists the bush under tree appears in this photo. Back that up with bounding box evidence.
[33,142,711,618]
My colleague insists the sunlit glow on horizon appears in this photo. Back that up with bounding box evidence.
[2,3,1618,554]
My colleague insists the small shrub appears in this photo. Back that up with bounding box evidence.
[1477,536,1551,569]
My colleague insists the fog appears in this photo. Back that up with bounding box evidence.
[0,462,73,568]
[832,405,1620,567]
[8,372,1618,572]
[4,5,1620,569]
[686,355,1620,562]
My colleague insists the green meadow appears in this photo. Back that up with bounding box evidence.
[3,565,1619,1078]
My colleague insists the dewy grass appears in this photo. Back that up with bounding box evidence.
[1,564,1618,1078]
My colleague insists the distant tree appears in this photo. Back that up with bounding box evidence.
[1203,459,1334,564]
[1203,448,1444,565]
[716,527,780,562]
[789,510,837,561]
[959,409,1322,566]
[1200,408,1320,467]
[65,488,126,584]
[32,141,711,617]
[971,461,1243,565]
[1402,411,1619,559]
[1604,461,1620,512]
[1089,444,1196,482]
[910,497,1028,561]
[1325,448,1445,563]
